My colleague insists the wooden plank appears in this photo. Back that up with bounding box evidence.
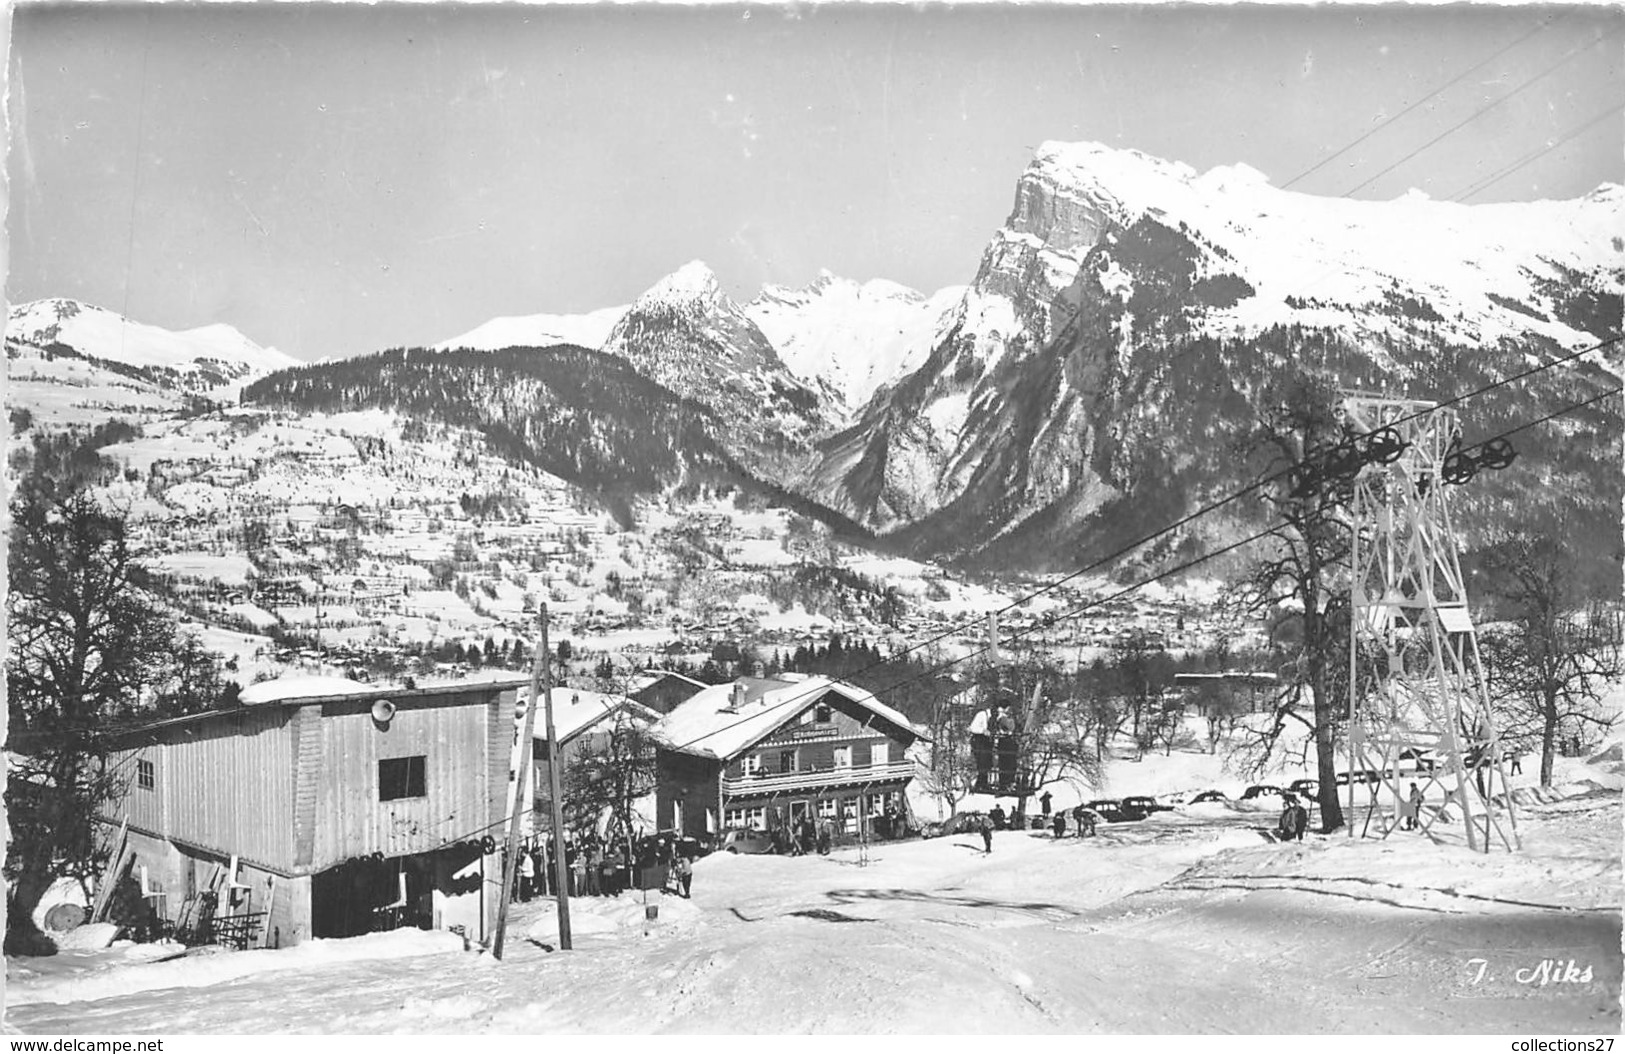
[89,818,130,923]
[260,875,278,948]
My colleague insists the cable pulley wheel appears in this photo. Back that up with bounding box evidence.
[1441,453,1477,486]
[1366,427,1406,464]
[1476,437,1517,470]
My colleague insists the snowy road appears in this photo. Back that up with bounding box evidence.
[7,792,1619,1034]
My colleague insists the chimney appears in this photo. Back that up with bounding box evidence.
[729,682,747,710]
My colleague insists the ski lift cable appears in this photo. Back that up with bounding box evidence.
[1282,13,1565,192]
[66,54,1622,764]
[1340,27,1622,198]
[659,386,1619,755]
[1453,103,1622,203]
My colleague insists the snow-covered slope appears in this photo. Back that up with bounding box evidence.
[8,298,296,376]
[6,298,298,426]
[431,305,627,352]
[745,271,965,414]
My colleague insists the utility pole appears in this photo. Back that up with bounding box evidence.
[493,607,546,960]
[541,605,573,949]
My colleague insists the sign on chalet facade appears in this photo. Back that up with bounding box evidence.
[651,675,927,841]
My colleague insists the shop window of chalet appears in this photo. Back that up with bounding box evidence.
[871,742,889,767]
[779,749,797,773]
[379,755,427,801]
[817,798,837,818]
[137,759,154,791]
[832,745,852,770]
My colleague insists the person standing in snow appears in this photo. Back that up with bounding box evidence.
[1407,783,1425,831]
[1051,811,1066,839]
[571,847,587,897]
[1040,791,1053,817]
[979,814,994,854]
[989,802,1007,830]
[674,853,693,899]
[518,844,536,901]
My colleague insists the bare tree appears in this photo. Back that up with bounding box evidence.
[914,682,978,823]
[1478,531,1622,786]
[560,707,659,843]
[1236,372,1351,832]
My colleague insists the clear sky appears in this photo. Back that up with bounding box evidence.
[6,2,1621,361]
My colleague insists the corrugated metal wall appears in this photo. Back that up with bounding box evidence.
[110,707,297,870]
[311,694,494,870]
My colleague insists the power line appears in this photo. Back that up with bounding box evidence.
[1340,28,1620,198]
[1282,14,1564,191]
[1454,103,1623,202]
[661,379,1622,754]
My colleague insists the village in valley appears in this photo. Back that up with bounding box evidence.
[6,3,1623,1038]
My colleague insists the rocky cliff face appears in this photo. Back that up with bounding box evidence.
[807,141,1623,571]
[600,261,834,474]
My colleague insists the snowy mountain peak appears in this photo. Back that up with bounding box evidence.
[7,298,295,373]
[431,305,628,352]
[640,260,724,311]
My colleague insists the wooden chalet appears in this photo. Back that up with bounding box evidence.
[627,669,710,715]
[98,674,526,948]
[651,675,926,842]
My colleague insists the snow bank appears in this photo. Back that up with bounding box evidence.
[7,928,466,1008]
[525,892,701,942]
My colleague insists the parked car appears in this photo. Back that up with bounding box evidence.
[922,811,988,839]
[1288,778,1320,800]
[1086,799,1135,823]
[1240,784,1284,801]
[1120,795,1172,817]
[1189,790,1229,804]
[719,828,777,855]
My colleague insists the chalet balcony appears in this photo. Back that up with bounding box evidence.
[721,760,917,797]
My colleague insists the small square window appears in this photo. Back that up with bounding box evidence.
[815,704,832,723]
[137,759,154,791]
[379,756,427,801]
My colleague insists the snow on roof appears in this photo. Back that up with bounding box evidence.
[652,675,925,760]
[240,676,378,705]
[626,669,710,694]
[516,687,653,742]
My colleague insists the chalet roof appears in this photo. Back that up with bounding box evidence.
[626,669,710,696]
[651,674,926,760]
[97,675,531,744]
[516,687,660,743]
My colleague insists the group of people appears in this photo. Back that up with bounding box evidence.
[510,831,698,902]
[975,795,1100,853]
[967,706,1021,793]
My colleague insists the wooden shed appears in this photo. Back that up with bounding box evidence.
[98,675,525,948]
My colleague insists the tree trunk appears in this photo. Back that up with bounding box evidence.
[1307,610,1345,832]
[5,868,60,956]
[1540,709,1557,787]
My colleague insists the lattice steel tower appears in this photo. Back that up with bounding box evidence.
[1343,394,1519,852]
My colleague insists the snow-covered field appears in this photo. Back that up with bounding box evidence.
[8,767,1618,1035]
